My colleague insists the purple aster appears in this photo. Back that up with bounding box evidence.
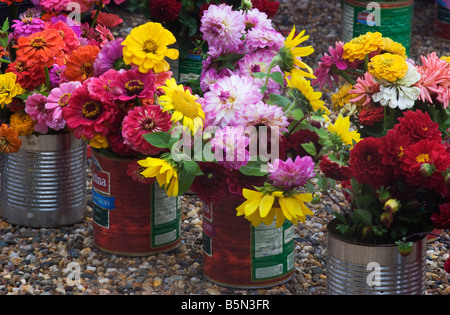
[267,156,316,189]
[93,38,125,76]
[12,17,45,40]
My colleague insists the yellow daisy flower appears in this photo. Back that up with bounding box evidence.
[286,71,330,115]
[343,31,384,62]
[327,115,361,149]
[368,53,408,82]
[331,82,353,111]
[158,78,205,134]
[278,26,315,78]
[0,73,24,108]
[381,37,407,59]
[138,157,179,197]
[441,56,450,63]
[236,189,314,227]
[122,22,179,73]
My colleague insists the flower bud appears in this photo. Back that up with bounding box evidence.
[240,0,253,10]
[396,241,413,257]
[384,199,401,213]
[362,225,372,237]
[377,189,391,204]
[380,211,392,227]
[420,163,434,177]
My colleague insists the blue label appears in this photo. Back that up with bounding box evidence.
[93,189,115,210]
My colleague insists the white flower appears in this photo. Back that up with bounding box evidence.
[372,62,421,110]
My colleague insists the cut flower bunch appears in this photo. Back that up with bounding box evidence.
[313,31,450,271]
[0,0,124,154]
[139,2,362,229]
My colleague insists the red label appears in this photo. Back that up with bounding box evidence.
[92,159,110,195]
[203,220,215,237]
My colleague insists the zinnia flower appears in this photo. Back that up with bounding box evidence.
[225,168,265,197]
[312,41,347,90]
[122,22,179,73]
[25,93,52,134]
[9,111,36,136]
[12,16,45,39]
[93,39,125,76]
[109,68,157,101]
[267,156,316,189]
[327,115,361,149]
[6,60,46,91]
[106,111,138,157]
[236,188,314,227]
[368,53,408,82]
[158,78,205,134]
[127,159,155,185]
[64,45,101,83]
[46,81,82,129]
[121,105,172,155]
[15,29,65,69]
[0,123,22,154]
[348,72,380,107]
[343,31,384,62]
[381,37,407,59]
[138,157,179,197]
[46,21,80,53]
[91,10,123,28]
[0,73,24,108]
[148,0,182,22]
[88,133,109,149]
[331,83,353,111]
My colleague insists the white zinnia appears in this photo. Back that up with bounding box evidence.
[372,62,421,110]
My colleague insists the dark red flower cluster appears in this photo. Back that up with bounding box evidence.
[189,162,230,204]
[349,110,450,194]
[251,0,280,18]
[358,106,384,126]
[319,155,352,181]
[279,129,322,160]
[149,0,182,22]
[431,203,450,229]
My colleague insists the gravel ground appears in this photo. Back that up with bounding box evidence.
[0,0,449,296]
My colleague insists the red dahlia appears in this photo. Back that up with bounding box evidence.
[393,110,442,144]
[431,203,450,229]
[149,0,182,22]
[319,155,352,181]
[378,129,411,172]
[225,168,265,197]
[190,162,229,204]
[251,0,280,18]
[358,106,384,126]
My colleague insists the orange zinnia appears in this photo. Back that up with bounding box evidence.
[0,123,22,154]
[15,29,66,69]
[64,45,100,83]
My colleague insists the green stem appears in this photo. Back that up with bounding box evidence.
[0,58,11,64]
[336,69,356,86]
[364,54,369,72]
[44,66,51,92]
[90,4,103,29]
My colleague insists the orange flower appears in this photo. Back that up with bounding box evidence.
[9,111,35,136]
[64,45,100,83]
[15,29,66,69]
[0,123,22,154]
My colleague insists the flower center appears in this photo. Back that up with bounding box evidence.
[124,80,144,96]
[81,63,94,77]
[31,37,46,49]
[142,118,155,130]
[172,90,199,119]
[398,146,404,157]
[143,40,158,54]
[82,101,101,120]
[218,91,231,103]
[251,64,261,73]
[416,153,430,163]
[58,93,71,107]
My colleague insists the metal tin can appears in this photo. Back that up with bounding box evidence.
[434,1,450,40]
[326,219,426,295]
[202,197,295,288]
[91,150,181,256]
[0,133,87,227]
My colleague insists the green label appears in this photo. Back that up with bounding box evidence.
[251,220,295,281]
[202,233,212,256]
[150,185,181,247]
[342,1,413,56]
[437,4,450,23]
[178,54,203,82]
[93,203,109,228]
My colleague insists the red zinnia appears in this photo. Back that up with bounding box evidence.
[349,137,391,188]
[393,110,442,144]
[106,111,138,157]
[431,203,450,229]
[319,155,353,181]
[251,0,280,18]
[6,61,45,91]
[401,139,450,194]
[358,106,384,126]
[63,84,118,140]
[91,10,123,28]
[45,21,80,53]
[127,159,155,184]
[149,0,182,22]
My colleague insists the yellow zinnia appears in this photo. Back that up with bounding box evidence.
[0,73,24,108]
[327,115,361,149]
[122,22,179,74]
[89,134,109,149]
[286,71,330,115]
[158,78,205,134]
[331,83,353,111]
[236,189,314,228]
[278,26,315,78]
[138,157,179,197]
[368,53,408,82]
[381,37,407,59]
[9,111,35,136]
[343,31,384,62]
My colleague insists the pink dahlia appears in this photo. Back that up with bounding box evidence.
[121,105,172,155]
[200,3,246,51]
[63,84,118,140]
[109,69,157,102]
[267,156,316,189]
[243,8,272,31]
[348,72,380,107]
[312,41,347,90]
[211,126,250,170]
[46,81,82,130]
[25,93,51,134]
[235,101,289,132]
[245,26,284,53]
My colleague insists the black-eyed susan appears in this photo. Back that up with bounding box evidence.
[327,115,361,149]
[121,22,179,74]
[236,188,314,227]
[158,78,205,134]
[138,157,179,197]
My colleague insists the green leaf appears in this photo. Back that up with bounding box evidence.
[333,211,348,225]
[182,160,203,176]
[353,208,373,226]
[301,142,317,156]
[290,108,304,120]
[144,132,171,148]
[269,93,291,108]
[269,71,284,85]
[239,159,267,176]
[252,72,267,80]
[177,168,196,195]
[2,18,9,33]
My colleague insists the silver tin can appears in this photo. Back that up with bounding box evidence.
[0,133,87,227]
[326,219,426,295]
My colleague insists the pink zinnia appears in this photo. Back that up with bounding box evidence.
[87,69,118,102]
[109,69,157,101]
[12,17,45,39]
[312,41,347,90]
[39,0,72,14]
[63,84,118,140]
[25,93,51,134]
[267,156,316,189]
[106,111,138,157]
[46,81,82,130]
[348,72,380,107]
[415,52,450,108]
[121,105,172,155]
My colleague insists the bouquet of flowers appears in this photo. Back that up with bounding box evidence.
[136,2,365,231]
[312,31,450,268]
[0,2,123,154]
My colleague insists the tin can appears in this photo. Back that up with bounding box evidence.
[341,0,414,56]
[202,196,295,288]
[434,1,450,40]
[91,150,181,256]
[0,133,87,227]
[326,219,426,295]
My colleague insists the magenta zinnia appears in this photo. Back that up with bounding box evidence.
[109,68,157,101]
